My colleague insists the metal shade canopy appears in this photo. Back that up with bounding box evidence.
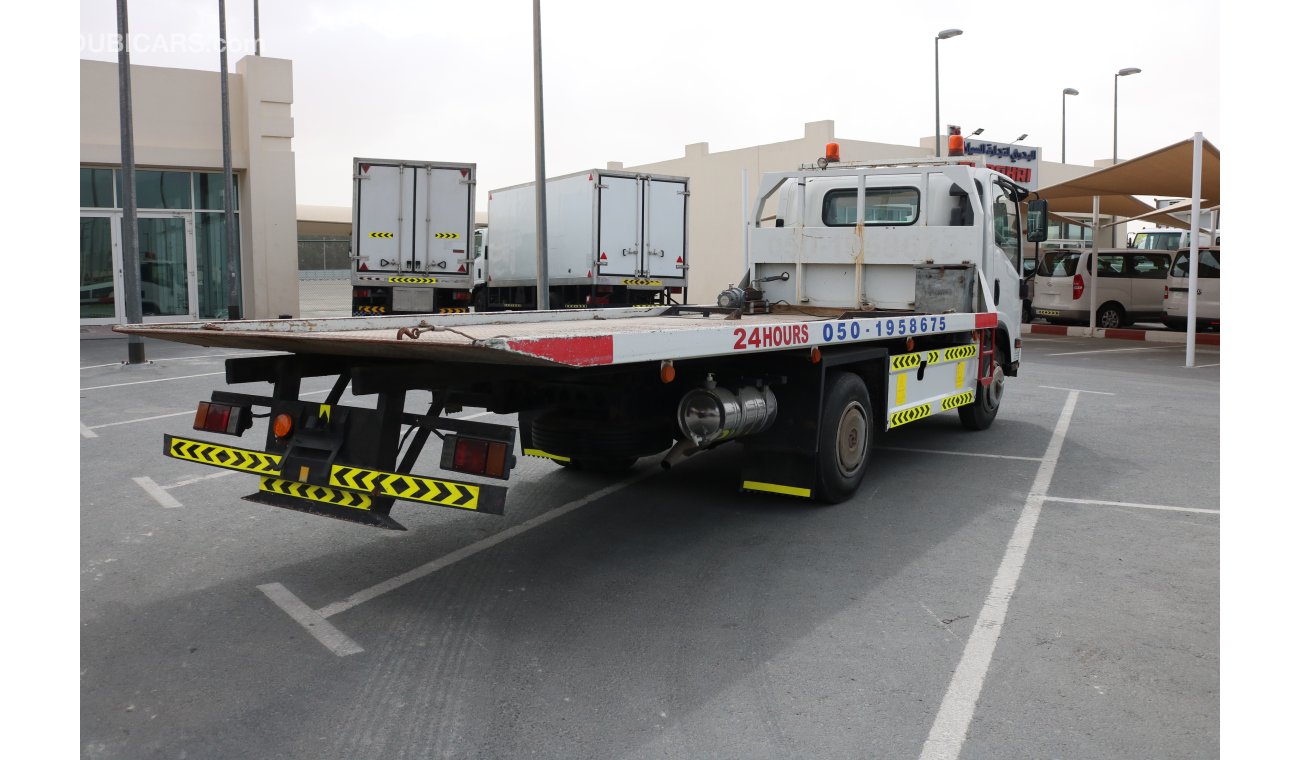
[1035,137,1221,205]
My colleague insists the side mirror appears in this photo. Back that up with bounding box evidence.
[1026,199,1049,243]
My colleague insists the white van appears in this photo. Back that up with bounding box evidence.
[1130,229,1216,251]
[1163,246,1220,332]
[1032,248,1173,328]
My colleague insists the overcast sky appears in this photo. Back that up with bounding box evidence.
[80,0,1220,210]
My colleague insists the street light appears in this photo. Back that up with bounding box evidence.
[1012,133,1029,144]
[1112,67,1141,246]
[934,28,963,157]
[1061,87,1079,163]
[970,127,984,136]
[1113,67,1142,164]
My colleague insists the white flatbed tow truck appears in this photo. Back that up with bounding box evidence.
[118,153,1048,531]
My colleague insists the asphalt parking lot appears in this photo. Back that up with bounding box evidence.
[80,327,1219,760]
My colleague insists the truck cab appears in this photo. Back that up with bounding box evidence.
[759,160,1031,371]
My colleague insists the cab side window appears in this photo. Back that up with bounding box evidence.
[992,182,1021,266]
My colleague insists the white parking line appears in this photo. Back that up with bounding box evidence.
[877,446,1042,462]
[81,372,225,391]
[167,469,239,489]
[920,391,1079,760]
[132,476,183,509]
[1045,497,1219,515]
[80,423,99,439]
[1045,346,1179,357]
[257,583,365,657]
[260,468,657,656]
[79,351,276,370]
[1038,385,1115,396]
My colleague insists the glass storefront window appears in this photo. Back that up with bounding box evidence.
[135,170,192,209]
[80,217,117,319]
[194,172,240,211]
[81,168,115,208]
[195,212,242,319]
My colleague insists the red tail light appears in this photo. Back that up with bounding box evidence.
[1072,274,1084,300]
[443,435,512,479]
[193,401,251,436]
[1163,285,1169,300]
[353,288,370,298]
[453,291,471,301]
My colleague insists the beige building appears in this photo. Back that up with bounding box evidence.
[80,56,299,323]
[616,120,1102,301]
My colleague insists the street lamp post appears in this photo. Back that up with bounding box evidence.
[1061,87,1078,163]
[1111,67,1141,245]
[934,28,962,157]
[1113,68,1142,164]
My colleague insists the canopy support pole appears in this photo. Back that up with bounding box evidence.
[1185,132,1203,368]
[1089,195,1100,336]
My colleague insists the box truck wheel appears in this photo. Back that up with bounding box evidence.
[958,346,1005,431]
[816,371,873,503]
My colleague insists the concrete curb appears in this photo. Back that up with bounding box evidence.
[1026,323,1219,346]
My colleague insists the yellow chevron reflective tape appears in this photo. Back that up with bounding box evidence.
[956,359,965,388]
[437,307,468,314]
[388,276,439,284]
[944,344,978,361]
[895,374,907,406]
[926,349,942,365]
[620,278,663,287]
[355,305,387,314]
[329,465,481,510]
[433,232,461,239]
[941,390,976,411]
[368,232,394,238]
[318,404,331,423]
[742,480,813,498]
[522,448,571,463]
[166,435,282,475]
[888,403,933,429]
[890,352,922,372]
[260,476,373,511]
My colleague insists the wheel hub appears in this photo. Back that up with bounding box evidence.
[836,402,868,478]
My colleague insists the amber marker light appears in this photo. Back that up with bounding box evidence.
[810,346,822,364]
[273,413,294,439]
[660,360,676,383]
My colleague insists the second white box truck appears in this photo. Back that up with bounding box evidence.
[479,169,689,310]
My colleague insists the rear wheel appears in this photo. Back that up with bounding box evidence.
[959,346,1006,431]
[1097,303,1125,329]
[815,372,873,503]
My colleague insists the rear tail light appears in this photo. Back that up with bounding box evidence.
[669,287,683,294]
[453,291,471,301]
[1072,274,1084,300]
[194,401,251,436]
[1163,285,1169,300]
[442,434,513,479]
[353,288,370,298]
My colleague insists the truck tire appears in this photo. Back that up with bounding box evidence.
[815,371,873,503]
[530,412,670,465]
[958,346,1006,431]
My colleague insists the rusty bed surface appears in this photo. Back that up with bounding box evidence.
[113,308,828,366]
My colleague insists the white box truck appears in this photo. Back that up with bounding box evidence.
[119,151,1047,530]
[350,158,476,315]
[479,169,688,310]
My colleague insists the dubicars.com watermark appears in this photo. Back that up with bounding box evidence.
[81,33,259,57]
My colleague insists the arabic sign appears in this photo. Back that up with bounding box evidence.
[962,139,1041,190]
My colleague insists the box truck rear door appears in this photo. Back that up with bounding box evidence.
[354,162,414,273]
[413,166,473,277]
[597,175,640,276]
[643,178,687,281]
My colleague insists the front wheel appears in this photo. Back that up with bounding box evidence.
[815,372,873,503]
[959,346,1006,431]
